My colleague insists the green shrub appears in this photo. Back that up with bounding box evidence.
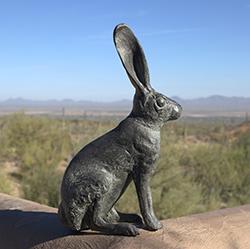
[0,170,13,195]
[0,113,72,206]
[22,164,62,207]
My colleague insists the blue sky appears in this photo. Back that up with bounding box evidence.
[0,0,249,101]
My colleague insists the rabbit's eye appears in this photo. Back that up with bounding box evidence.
[156,97,166,108]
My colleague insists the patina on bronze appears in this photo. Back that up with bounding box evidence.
[58,24,182,236]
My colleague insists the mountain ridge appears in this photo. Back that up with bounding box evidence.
[1,96,250,114]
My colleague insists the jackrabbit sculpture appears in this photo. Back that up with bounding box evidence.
[58,24,182,236]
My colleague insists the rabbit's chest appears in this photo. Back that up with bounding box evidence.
[133,128,160,163]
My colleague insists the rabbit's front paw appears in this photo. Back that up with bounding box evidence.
[113,224,140,236]
[145,217,162,231]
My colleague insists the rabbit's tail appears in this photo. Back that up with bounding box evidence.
[58,201,70,227]
[58,200,90,231]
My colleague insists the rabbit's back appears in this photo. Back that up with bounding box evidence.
[61,125,134,199]
[65,128,134,175]
[64,117,160,179]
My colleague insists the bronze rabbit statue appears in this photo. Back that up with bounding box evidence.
[58,23,182,236]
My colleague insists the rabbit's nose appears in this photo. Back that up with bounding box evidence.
[174,103,182,114]
[170,103,182,120]
[173,105,179,113]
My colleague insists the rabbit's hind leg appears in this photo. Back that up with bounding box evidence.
[60,200,89,232]
[70,204,89,231]
[90,190,139,236]
[104,207,120,223]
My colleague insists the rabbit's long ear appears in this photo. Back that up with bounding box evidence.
[114,24,152,94]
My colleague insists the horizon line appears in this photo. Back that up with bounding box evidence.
[1,94,250,103]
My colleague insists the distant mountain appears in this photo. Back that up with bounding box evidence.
[0,98,131,111]
[1,96,250,114]
[174,95,250,112]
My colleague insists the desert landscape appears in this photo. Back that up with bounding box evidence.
[0,101,249,219]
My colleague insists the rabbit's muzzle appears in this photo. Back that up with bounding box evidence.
[170,102,182,120]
